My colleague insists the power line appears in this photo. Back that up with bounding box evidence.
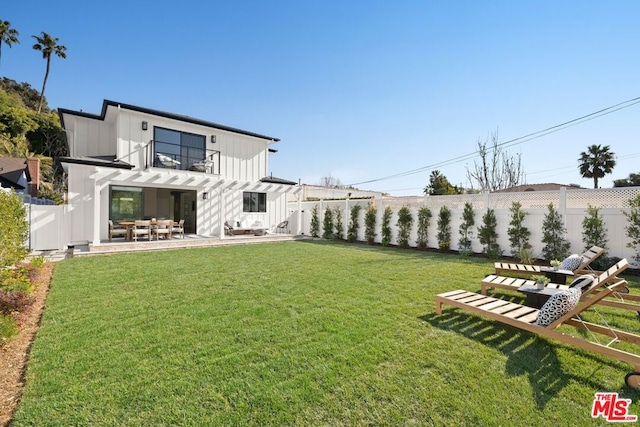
[346,96,640,187]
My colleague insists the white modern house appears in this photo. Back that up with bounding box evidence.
[57,100,298,247]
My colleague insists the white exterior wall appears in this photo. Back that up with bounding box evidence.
[56,103,298,247]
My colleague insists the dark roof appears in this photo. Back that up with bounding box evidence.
[0,157,28,188]
[58,100,280,142]
[493,183,583,193]
[260,176,297,185]
[57,156,134,170]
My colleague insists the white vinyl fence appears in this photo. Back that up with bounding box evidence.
[288,187,640,268]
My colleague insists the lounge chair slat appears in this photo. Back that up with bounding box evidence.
[491,302,523,314]
[518,311,540,324]
[503,306,538,319]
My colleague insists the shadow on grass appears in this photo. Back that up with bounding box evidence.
[419,310,621,409]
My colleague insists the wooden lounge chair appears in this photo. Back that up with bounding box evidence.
[494,246,605,277]
[482,259,640,313]
[435,261,640,389]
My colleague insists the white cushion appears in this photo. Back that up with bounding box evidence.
[568,274,596,293]
[534,288,581,326]
[561,254,582,271]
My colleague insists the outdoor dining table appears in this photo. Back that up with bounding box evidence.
[118,220,178,241]
[117,221,137,241]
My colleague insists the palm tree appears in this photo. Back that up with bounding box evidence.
[578,144,616,189]
[32,32,67,113]
[0,20,20,68]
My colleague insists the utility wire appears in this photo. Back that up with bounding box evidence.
[347,96,640,187]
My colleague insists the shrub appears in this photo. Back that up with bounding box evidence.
[507,201,531,259]
[519,246,535,265]
[416,207,432,249]
[0,315,18,345]
[310,205,319,238]
[582,205,608,254]
[333,206,344,240]
[458,202,475,256]
[396,206,413,249]
[364,203,377,245]
[0,189,29,268]
[347,204,362,243]
[478,208,502,259]
[0,289,34,315]
[437,206,452,251]
[322,208,334,240]
[623,194,640,264]
[381,206,393,246]
[541,203,570,261]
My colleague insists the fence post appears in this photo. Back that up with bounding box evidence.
[559,187,567,226]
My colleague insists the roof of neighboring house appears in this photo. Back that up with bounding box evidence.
[0,157,28,189]
[57,156,135,170]
[494,183,584,193]
[58,100,280,142]
[260,176,297,185]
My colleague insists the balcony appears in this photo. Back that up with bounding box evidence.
[144,140,220,174]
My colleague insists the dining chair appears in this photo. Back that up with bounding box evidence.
[108,220,127,241]
[132,220,152,241]
[172,219,185,239]
[154,219,172,240]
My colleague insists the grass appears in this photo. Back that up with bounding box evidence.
[12,241,640,425]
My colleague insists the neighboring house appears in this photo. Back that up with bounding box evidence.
[0,157,40,197]
[493,183,583,193]
[58,100,298,246]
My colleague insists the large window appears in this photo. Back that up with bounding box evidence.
[110,186,143,221]
[243,192,266,212]
[154,127,205,170]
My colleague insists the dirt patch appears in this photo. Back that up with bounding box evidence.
[0,263,53,426]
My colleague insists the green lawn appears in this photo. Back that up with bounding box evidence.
[12,241,640,425]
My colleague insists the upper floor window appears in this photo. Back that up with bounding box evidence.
[243,192,266,212]
[153,127,205,171]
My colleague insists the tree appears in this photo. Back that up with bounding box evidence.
[416,207,432,249]
[0,20,19,68]
[436,205,451,250]
[507,201,531,258]
[0,189,28,268]
[478,208,501,259]
[32,32,67,113]
[396,206,413,248]
[458,202,475,255]
[466,129,525,192]
[613,172,640,188]
[322,207,334,239]
[310,205,319,237]
[623,194,640,264]
[347,204,361,243]
[582,205,608,253]
[0,77,43,111]
[424,170,461,195]
[319,174,342,188]
[333,206,343,239]
[381,206,393,246]
[364,202,377,244]
[578,144,616,189]
[541,203,571,261]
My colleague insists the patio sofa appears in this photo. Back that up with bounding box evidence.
[225,220,267,236]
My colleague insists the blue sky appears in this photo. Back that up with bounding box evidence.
[3,1,639,195]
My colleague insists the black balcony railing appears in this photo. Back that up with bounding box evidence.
[144,140,220,174]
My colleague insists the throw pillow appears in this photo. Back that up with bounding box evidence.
[534,288,581,326]
[561,254,582,271]
[568,274,596,293]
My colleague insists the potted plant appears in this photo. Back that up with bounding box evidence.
[550,259,561,271]
[530,274,550,290]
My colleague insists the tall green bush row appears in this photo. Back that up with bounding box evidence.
[396,206,413,249]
